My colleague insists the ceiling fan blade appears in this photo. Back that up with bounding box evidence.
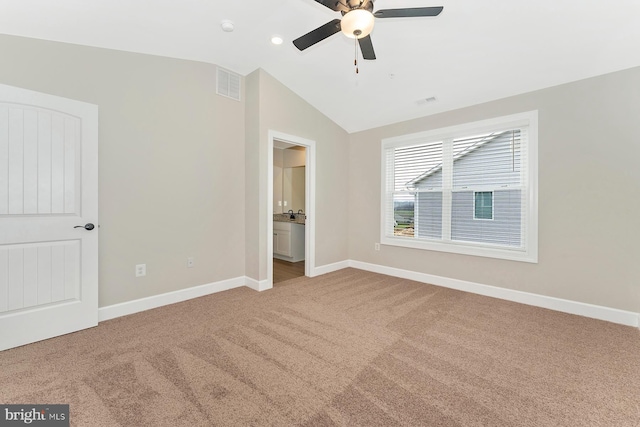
[374,6,443,18]
[293,19,342,51]
[358,35,376,60]
[313,0,349,12]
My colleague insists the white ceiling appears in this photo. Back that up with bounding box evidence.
[2,0,639,133]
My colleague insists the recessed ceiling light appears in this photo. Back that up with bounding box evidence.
[271,35,283,45]
[221,20,234,32]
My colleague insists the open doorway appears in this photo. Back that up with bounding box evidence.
[267,131,315,288]
[273,143,305,283]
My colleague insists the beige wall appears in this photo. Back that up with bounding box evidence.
[2,33,636,315]
[349,66,640,313]
[244,71,261,280]
[245,69,350,282]
[0,35,246,307]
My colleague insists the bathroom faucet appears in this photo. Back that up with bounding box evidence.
[298,209,304,215]
[288,209,295,220]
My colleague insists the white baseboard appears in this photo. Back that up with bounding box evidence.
[349,260,640,328]
[99,276,247,322]
[311,260,350,277]
[98,261,639,328]
[245,277,272,292]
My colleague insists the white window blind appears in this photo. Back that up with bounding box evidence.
[451,129,526,248]
[381,112,538,263]
[385,141,443,239]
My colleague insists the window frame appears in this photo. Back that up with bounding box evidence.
[380,111,538,263]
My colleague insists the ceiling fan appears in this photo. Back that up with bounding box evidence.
[293,0,444,60]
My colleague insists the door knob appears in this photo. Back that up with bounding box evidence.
[74,223,95,231]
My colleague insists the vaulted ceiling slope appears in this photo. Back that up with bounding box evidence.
[2,0,639,133]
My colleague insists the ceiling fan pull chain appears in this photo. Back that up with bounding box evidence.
[354,37,359,74]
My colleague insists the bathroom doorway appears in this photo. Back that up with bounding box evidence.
[267,131,315,288]
[273,143,305,284]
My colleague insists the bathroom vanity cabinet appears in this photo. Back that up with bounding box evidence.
[273,221,305,262]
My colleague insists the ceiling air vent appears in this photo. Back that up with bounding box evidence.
[216,67,241,101]
[416,96,437,105]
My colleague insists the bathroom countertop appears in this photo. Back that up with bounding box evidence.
[274,214,306,225]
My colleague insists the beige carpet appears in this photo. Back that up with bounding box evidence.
[1,268,640,426]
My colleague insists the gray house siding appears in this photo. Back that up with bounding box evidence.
[413,132,523,247]
[451,190,521,246]
[416,170,442,189]
[416,192,442,239]
[452,132,521,188]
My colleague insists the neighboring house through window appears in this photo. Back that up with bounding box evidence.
[381,111,538,262]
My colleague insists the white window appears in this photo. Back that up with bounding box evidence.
[381,111,538,263]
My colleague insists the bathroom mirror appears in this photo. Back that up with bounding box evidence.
[274,145,306,214]
[283,166,305,213]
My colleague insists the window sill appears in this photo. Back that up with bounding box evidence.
[380,236,538,263]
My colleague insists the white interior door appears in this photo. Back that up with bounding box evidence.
[0,84,98,351]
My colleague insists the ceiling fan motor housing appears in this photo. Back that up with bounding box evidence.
[340,0,374,14]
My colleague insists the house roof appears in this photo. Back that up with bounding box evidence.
[405,131,507,189]
[1,0,639,133]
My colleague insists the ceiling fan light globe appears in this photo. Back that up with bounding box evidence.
[341,9,375,39]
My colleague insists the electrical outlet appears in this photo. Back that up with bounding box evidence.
[374,243,381,251]
[187,257,194,268]
[135,264,146,277]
